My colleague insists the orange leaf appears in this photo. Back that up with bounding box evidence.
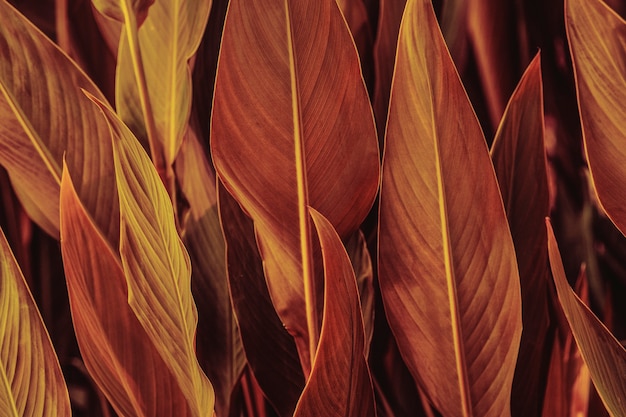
[0,1,118,243]
[293,208,376,417]
[211,0,379,372]
[60,162,193,417]
[566,0,626,237]
[547,219,626,416]
[378,1,522,416]
[490,54,553,416]
[0,227,70,416]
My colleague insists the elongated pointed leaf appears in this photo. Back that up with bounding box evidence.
[378,1,522,416]
[117,0,211,166]
[547,219,626,416]
[176,129,245,416]
[566,0,626,237]
[87,94,214,417]
[0,227,70,416]
[0,0,118,242]
[211,0,379,370]
[218,183,305,417]
[60,163,193,417]
[293,209,375,417]
[490,54,553,416]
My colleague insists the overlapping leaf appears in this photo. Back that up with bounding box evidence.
[0,227,70,416]
[566,0,626,237]
[211,0,379,371]
[218,183,305,417]
[87,94,214,417]
[547,220,626,416]
[175,129,245,416]
[0,0,118,242]
[293,209,375,417]
[116,0,212,166]
[60,163,193,417]
[92,0,154,27]
[378,1,522,416]
[490,54,553,416]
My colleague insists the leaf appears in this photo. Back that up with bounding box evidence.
[377,1,522,416]
[87,93,215,417]
[293,208,376,417]
[218,182,305,417]
[0,0,119,243]
[60,162,193,417]
[211,0,379,372]
[92,0,154,26]
[566,0,626,237]
[176,129,245,416]
[116,0,212,166]
[0,227,71,416]
[547,219,626,416]
[490,54,554,417]
[372,0,406,141]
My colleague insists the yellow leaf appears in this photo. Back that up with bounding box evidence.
[378,1,522,416]
[0,227,70,416]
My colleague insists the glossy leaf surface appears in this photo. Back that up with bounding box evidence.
[566,0,626,237]
[0,0,118,242]
[60,163,192,417]
[293,209,376,417]
[490,54,553,416]
[378,1,522,416]
[547,220,626,416]
[211,0,379,369]
[88,95,214,417]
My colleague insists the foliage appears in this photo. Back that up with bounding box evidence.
[1,0,626,415]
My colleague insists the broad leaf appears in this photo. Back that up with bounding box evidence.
[378,1,522,416]
[0,227,70,416]
[92,0,154,26]
[218,182,305,417]
[0,0,118,243]
[211,0,379,372]
[60,163,193,417]
[566,0,626,237]
[88,94,215,417]
[117,0,212,166]
[176,129,245,416]
[547,220,626,416]
[490,54,553,416]
[293,209,376,417]
[372,0,407,141]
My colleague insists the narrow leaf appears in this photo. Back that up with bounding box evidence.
[218,182,305,417]
[0,0,118,242]
[88,94,215,417]
[60,162,192,417]
[547,219,626,416]
[490,54,553,416]
[211,0,379,371]
[566,0,626,237]
[293,208,376,417]
[0,227,70,416]
[378,1,522,416]
[116,0,212,166]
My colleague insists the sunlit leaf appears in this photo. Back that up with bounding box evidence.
[566,0,626,237]
[176,129,245,416]
[218,182,305,417]
[60,162,193,417]
[490,54,553,416]
[87,93,215,417]
[211,0,379,372]
[0,0,118,243]
[116,0,212,166]
[0,227,70,416]
[293,209,376,417]
[547,219,626,416]
[92,0,154,26]
[378,1,522,416]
